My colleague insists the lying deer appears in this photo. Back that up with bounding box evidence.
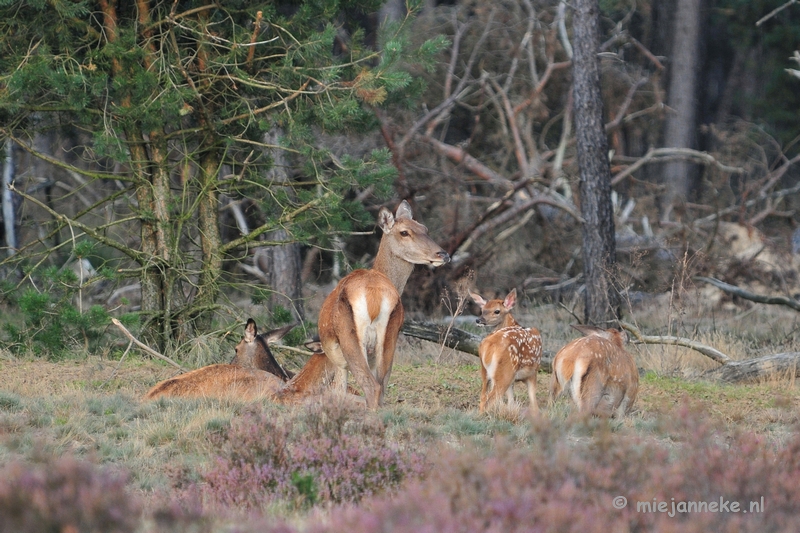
[145,320,361,404]
[549,325,639,418]
[469,288,543,415]
[144,319,295,401]
[318,200,450,408]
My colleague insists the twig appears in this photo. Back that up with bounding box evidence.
[694,277,800,312]
[110,318,186,371]
[620,320,731,365]
[756,0,798,26]
[611,147,745,186]
[102,340,133,388]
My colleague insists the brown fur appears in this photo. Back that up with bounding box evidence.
[470,289,543,415]
[145,364,284,400]
[319,201,449,409]
[144,320,295,401]
[230,319,295,380]
[549,325,639,418]
[274,340,363,404]
[145,321,362,404]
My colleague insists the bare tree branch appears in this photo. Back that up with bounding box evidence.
[611,147,746,186]
[620,320,732,365]
[110,318,186,371]
[695,277,800,312]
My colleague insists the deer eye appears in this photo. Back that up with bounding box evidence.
[400,230,410,237]
[494,310,500,314]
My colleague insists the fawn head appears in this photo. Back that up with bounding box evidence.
[469,288,517,328]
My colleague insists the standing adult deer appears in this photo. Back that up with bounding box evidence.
[549,325,639,418]
[318,200,450,409]
[469,288,543,415]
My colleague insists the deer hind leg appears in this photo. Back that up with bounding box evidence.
[525,374,539,415]
[488,358,515,411]
[374,303,403,406]
[591,385,624,418]
[479,357,491,413]
[334,303,382,408]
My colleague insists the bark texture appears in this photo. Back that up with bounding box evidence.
[572,0,620,325]
[661,0,703,221]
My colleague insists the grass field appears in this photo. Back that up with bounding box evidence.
[1,299,800,532]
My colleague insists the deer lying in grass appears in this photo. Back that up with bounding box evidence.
[469,288,543,415]
[549,325,639,418]
[145,320,361,404]
[318,200,450,408]
[144,320,295,400]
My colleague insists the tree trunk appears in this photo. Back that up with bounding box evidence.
[572,0,620,326]
[259,129,305,321]
[2,140,16,256]
[660,0,703,222]
[194,148,224,332]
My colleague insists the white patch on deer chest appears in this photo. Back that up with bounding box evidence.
[351,292,393,368]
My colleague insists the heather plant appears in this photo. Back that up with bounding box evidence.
[193,397,428,513]
[0,455,142,533]
[247,403,800,533]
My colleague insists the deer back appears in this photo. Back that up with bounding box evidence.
[479,325,543,370]
[145,364,283,401]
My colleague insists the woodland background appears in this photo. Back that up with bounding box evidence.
[1,0,799,355]
[1,2,800,533]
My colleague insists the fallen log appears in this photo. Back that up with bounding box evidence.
[695,276,800,312]
[702,352,800,383]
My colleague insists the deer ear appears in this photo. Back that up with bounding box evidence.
[503,288,517,310]
[262,323,296,343]
[378,207,395,233]
[304,339,324,353]
[469,291,487,307]
[244,318,258,342]
[395,200,413,220]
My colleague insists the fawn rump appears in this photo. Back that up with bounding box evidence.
[470,288,543,414]
[550,325,639,418]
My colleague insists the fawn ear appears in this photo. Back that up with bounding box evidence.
[244,318,258,342]
[503,288,517,310]
[378,206,395,233]
[469,291,487,307]
[395,200,413,220]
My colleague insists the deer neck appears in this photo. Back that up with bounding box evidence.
[372,238,415,295]
[497,313,519,330]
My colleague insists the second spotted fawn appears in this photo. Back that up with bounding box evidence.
[470,288,543,415]
[550,325,639,418]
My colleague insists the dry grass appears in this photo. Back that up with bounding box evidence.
[1,294,800,531]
